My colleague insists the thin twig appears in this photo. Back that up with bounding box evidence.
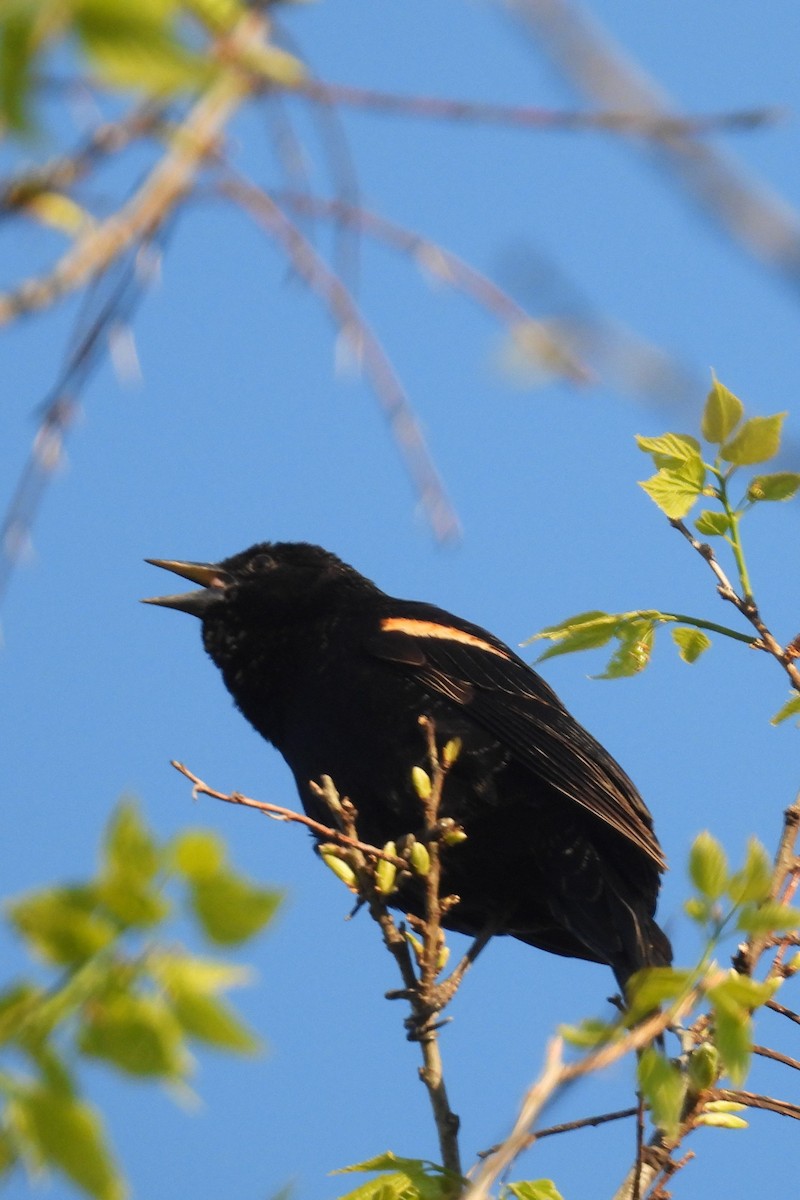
[463,993,698,1200]
[753,1044,800,1073]
[219,173,461,542]
[670,519,800,692]
[712,1088,800,1121]
[766,998,800,1026]
[301,81,776,138]
[0,102,169,218]
[170,761,405,868]
[479,1105,638,1157]
[0,14,266,327]
[172,735,466,1178]
[268,190,589,383]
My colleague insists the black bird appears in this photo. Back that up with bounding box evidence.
[145,542,671,988]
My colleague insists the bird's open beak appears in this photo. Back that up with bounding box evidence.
[142,559,230,617]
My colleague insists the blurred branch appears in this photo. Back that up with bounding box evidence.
[509,0,800,295]
[463,995,696,1200]
[219,173,462,541]
[170,760,407,868]
[174,736,469,1178]
[0,13,269,327]
[270,190,589,382]
[0,102,169,217]
[0,235,161,608]
[302,80,778,137]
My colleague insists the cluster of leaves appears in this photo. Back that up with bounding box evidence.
[564,832,799,1141]
[332,1152,563,1200]
[530,378,799,681]
[0,800,280,1200]
[0,0,304,133]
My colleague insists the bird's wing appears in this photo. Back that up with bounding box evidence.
[367,601,666,869]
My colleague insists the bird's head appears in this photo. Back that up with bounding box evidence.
[143,541,376,672]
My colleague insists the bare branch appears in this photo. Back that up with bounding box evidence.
[170,760,405,868]
[219,174,461,542]
[0,13,270,327]
[302,80,777,138]
[670,519,800,692]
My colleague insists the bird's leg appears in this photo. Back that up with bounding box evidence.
[429,921,497,1011]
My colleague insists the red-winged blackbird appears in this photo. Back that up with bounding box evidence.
[145,542,671,987]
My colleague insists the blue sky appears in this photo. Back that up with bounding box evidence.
[2,2,800,1197]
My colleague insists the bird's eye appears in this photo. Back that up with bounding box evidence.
[251,553,276,572]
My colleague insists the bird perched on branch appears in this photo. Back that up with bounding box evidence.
[145,541,671,988]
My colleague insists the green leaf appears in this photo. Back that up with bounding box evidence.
[721,412,786,466]
[8,887,116,966]
[702,378,744,444]
[688,831,728,900]
[709,971,780,1010]
[747,471,800,502]
[709,998,751,1086]
[103,800,159,883]
[189,871,281,945]
[170,989,260,1054]
[635,432,703,469]
[172,829,227,881]
[683,896,712,923]
[735,901,800,935]
[624,967,694,1024]
[333,1153,458,1200]
[12,1087,124,1200]
[74,0,215,95]
[639,460,706,520]
[503,1182,565,1200]
[0,1127,16,1177]
[533,613,619,661]
[637,1047,685,1139]
[694,509,731,537]
[559,1017,617,1047]
[97,875,169,928]
[771,695,800,727]
[727,838,773,905]
[671,627,712,664]
[0,981,42,1045]
[595,620,655,679]
[686,1042,719,1093]
[79,994,189,1079]
[236,43,306,88]
[150,951,254,996]
[0,8,38,133]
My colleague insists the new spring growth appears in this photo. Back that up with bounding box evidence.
[687,1042,719,1094]
[436,817,468,846]
[319,843,358,890]
[442,738,462,767]
[695,1101,748,1130]
[317,774,343,816]
[375,842,398,895]
[409,842,431,877]
[404,929,450,973]
[411,766,432,800]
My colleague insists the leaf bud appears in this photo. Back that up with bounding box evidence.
[411,766,432,800]
[319,845,357,890]
[409,842,431,877]
[687,1043,719,1093]
[375,843,398,895]
[442,738,462,766]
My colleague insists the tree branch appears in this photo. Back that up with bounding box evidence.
[670,519,800,692]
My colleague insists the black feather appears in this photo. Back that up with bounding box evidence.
[146,541,672,988]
